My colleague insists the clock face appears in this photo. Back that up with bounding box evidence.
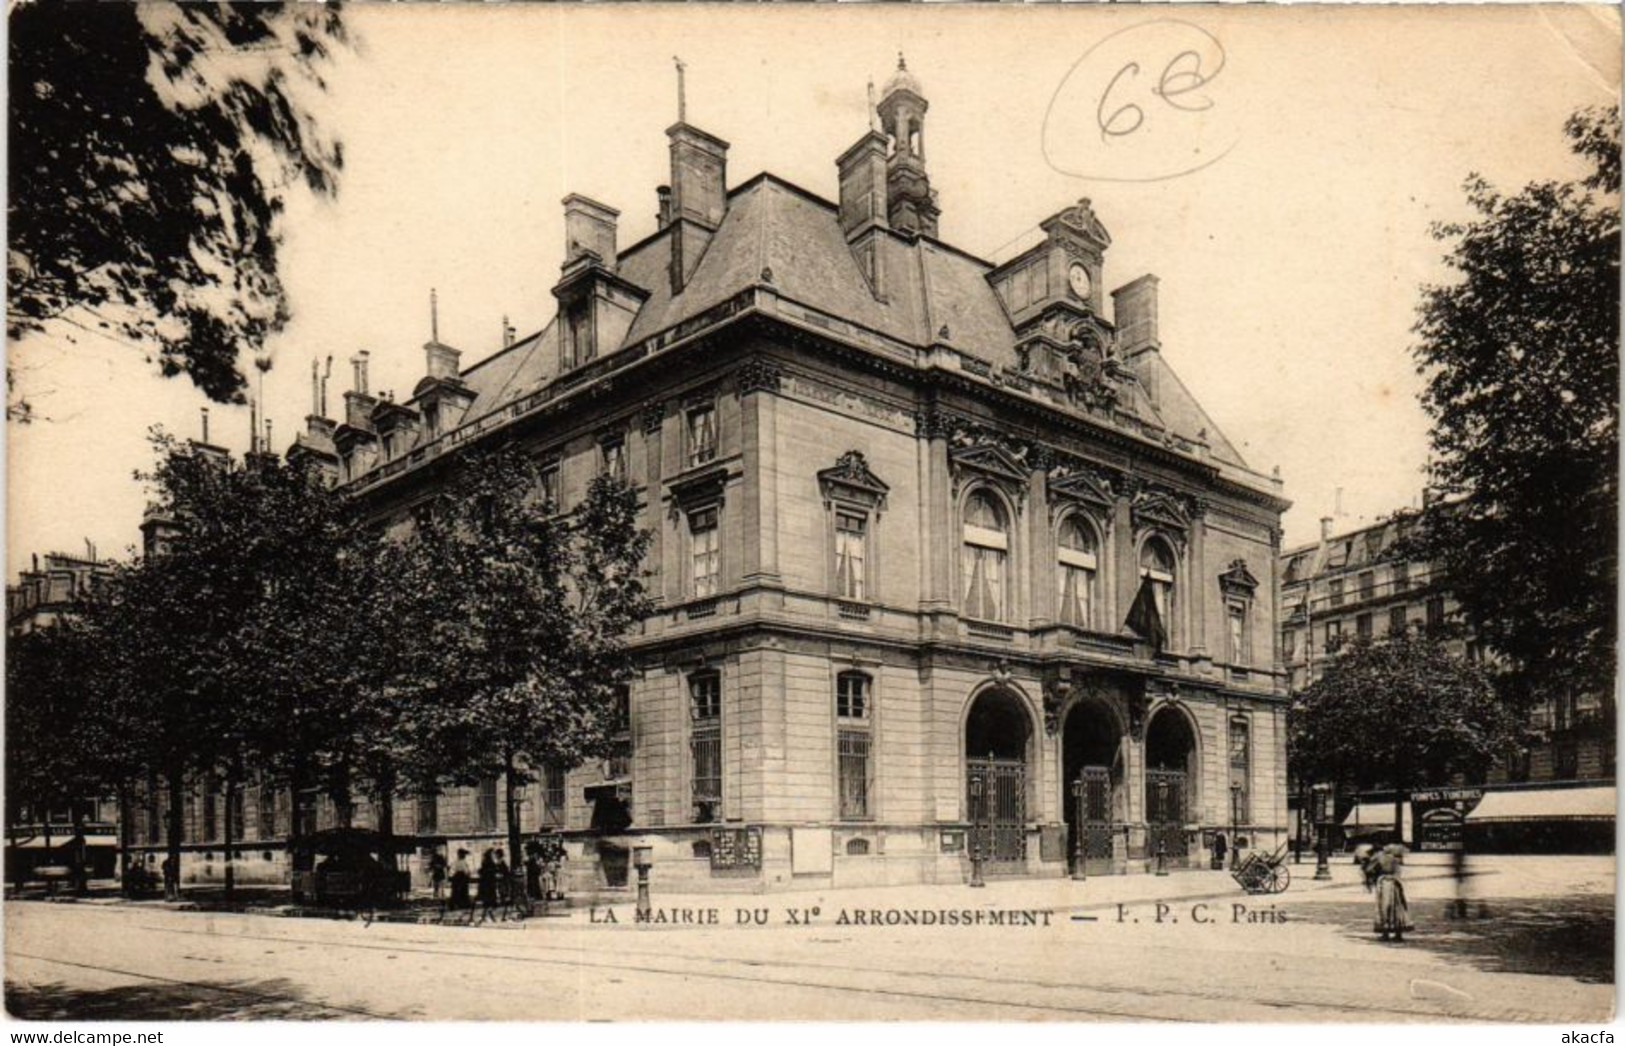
[1068,262,1092,299]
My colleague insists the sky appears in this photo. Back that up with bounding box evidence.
[8,3,1620,577]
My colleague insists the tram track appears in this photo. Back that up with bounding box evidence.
[124,915,1497,1022]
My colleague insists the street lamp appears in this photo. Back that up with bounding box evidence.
[1312,782,1333,880]
[1229,782,1242,870]
[633,844,654,921]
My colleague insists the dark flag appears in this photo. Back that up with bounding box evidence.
[1125,575,1166,653]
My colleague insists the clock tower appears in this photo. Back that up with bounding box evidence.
[989,199,1125,411]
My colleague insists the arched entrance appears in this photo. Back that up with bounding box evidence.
[965,688,1032,870]
[1145,706,1198,863]
[1062,698,1125,875]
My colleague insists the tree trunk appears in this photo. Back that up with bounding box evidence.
[116,783,131,887]
[166,769,185,901]
[69,799,88,896]
[289,756,309,901]
[504,754,526,905]
[223,762,238,900]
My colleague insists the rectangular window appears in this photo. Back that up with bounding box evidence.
[1325,620,1343,649]
[229,787,245,839]
[1358,571,1375,602]
[838,729,872,820]
[690,673,722,823]
[543,767,566,828]
[203,781,218,841]
[600,438,626,483]
[567,300,593,369]
[417,793,438,835]
[1426,596,1446,631]
[1328,579,1345,608]
[476,777,498,832]
[537,464,560,513]
[837,672,870,720]
[1281,628,1296,662]
[146,783,161,844]
[1392,562,1410,594]
[1356,613,1373,639]
[1227,602,1249,664]
[690,507,719,598]
[1229,718,1251,826]
[687,405,717,467]
[1388,606,1408,635]
[1506,746,1532,783]
[835,511,867,601]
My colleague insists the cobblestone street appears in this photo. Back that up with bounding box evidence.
[6,855,1612,1021]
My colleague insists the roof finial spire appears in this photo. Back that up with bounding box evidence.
[897,51,906,71]
[867,78,878,132]
[674,56,687,123]
[431,287,439,343]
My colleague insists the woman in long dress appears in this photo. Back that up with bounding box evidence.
[1364,843,1415,941]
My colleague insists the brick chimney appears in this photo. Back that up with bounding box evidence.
[837,129,891,297]
[425,340,460,381]
[344,350,378,430]
[667,124,728,229]
[666,123,729,293]
[1111,275,1161,357]
[837,131,889,237]
[563,194,620,269]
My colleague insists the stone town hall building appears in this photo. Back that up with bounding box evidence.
[154,62,1292,891]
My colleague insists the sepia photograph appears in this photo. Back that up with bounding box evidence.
[3,0,1619,1028]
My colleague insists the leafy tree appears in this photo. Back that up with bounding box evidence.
[396,445,652,898]
[5,621,138,893]
[1405,105,1619,702]
[1288,629,1526,836]
[7,1,345,419]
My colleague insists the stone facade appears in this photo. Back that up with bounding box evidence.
[143,60,1293,894]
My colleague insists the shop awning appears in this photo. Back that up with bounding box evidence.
[1341,801,1411,837]
[8,834,118,849]
[1465,786,1616,823]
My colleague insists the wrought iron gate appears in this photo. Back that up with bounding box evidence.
[967,757,1026,866]
[1070,765,1114,874]
[1146,768,1189,860]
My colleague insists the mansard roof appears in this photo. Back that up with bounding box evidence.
[350,173,1260,493]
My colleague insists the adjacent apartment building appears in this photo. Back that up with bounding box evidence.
[1279,511,1615,852]
[135,60,1294,892]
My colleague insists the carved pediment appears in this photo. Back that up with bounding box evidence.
[950,443,1029,495]
[1132,489,1191,535]
[818,450,889,510]
[1048,464,1114,510]
[1218,558,1261,597]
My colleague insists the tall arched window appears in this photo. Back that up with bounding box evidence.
[962,492,1009,621]
[1057,517,1098,628]
[1140,537,1176,629]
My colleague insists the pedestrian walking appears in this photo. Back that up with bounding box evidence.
[524,848,543,903]
[428,849,447,902]
[1363,842,1414,942]
[476,849,499,924]
[494,848,512,918]
[161,853,179,900]
[1211,831,1227,870]
[449,848,472,916]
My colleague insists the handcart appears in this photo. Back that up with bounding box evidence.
[1231,841,1291,894]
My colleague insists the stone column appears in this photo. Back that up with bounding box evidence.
[737,358,783,593]
[918,408,955,628]
[1113,490,1136,631]
[1026,460,1050,627]
[1189,499,1209,663]
[640,402,666,607]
